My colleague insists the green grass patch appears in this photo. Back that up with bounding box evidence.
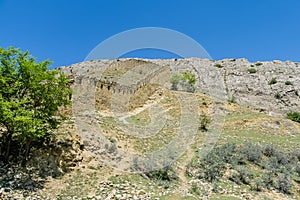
[125,109,151,126]
[287,112,300,123]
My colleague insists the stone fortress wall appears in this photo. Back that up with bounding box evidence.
[59,59,170,113]
[95,59,170,112]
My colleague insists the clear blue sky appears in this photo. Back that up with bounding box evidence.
[0,0,300,68]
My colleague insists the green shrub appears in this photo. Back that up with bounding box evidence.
[290,150,300,161]
[269,77,277,85]
[263,144,277,157]
[255,62,263,66]
[190,183,201,195]
[182,72,196,85]
[200,158,226,182]
[277,175,292,194]
[192,151,227,182]
[262,172,275,189]
[285,81,293,85]
[274,92,281,99]
[0,47,71,163]
[146,166,178,182]
[108,137,116,144]
[228,95,237,103]
[286,112,300,123]
[229,166,252,185]
[248,68,257,73]
[274,151,289,166]
[170,73,181,90]
[229,171,241,184]
[267,156,280,173]
[217,143,238,164]
[251,178,264,191]
[187,141,298,193]
[240,143,263,163]
[170,71,196,92]
[187,143,239,182]
[214,63,223,68]
[199,113,211,131]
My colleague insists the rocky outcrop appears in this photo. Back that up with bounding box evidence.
[59,58,299,116]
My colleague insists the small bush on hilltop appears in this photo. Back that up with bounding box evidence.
[255,62,263,66]
[248,68,257,73]
[269,77,277,85]
[285,80,293,85]
[214,63,224,68]
[170,71,196,92]
[170,73,181,90]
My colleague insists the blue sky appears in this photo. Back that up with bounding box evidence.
[0,0,300,68]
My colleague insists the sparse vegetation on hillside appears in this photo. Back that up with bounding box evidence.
[287,112,300,123]
[1,57,299,199]
[170,71,196,92]
[248,68,257,73]
[228,95,237,103]
[199,113,211,131]
[187,142,300,195]
[145,166,178,182]
[269,77,277,85]
[214,63,224,68]
[255,62,263,66]
[170,73,181,90]
[274,92,282,99]
[285,80,293,85]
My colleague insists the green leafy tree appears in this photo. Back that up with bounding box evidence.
[170,71,196,92]
[0,47,71,163]
[182,72,196,85]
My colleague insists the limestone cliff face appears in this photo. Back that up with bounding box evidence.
[59,58,299,116]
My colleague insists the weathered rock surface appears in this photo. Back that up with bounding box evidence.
[59,58,299,116]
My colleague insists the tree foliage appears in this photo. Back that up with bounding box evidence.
[0,47,71,163]
[170,71,196,92]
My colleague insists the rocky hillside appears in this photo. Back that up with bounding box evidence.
[1,58,299,200]
[60,58,299,116]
